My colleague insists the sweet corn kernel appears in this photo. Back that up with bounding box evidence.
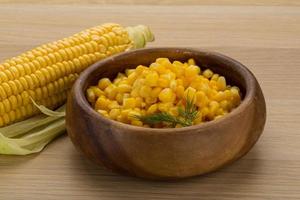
[151,87,162,98]
[123,97,136,109]
[135,97,143,108]
[128,110,141,120]
[135,65,148,74]
[158,77,169,88]
[109,108,121,119]
[169,107,179,117]
[169,80,177,90]
[211,74,219,81]
[117,84,132,93]
[145,72,159,86]
[195,91,209,107]
[130,88,139,97]
[97,109,109,118]
[86,88,96,103]
[95,97,109,110]
[145,97,157,104]
[125,69,135,76]
[131,120,143,126]
[147,104,158,114]
[193,113,203,124]
[158,102,172,112]
[203,69,213,79]
[217,76,226,91]
[139,85,152,98]
[188,58,196,65]
[115,93,124,104]
[127,72,138,85]
[185,65,200,77]
[159,88,175,102]
[184,87,196,100]
[91,86,105,97]
[98,78,111,90]
[175,85,185,99]
[108,101,120,109]
[104,84,117,100]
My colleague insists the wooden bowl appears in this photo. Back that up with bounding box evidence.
[66,48,266,180]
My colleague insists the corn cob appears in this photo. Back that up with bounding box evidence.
[0,23,154,127]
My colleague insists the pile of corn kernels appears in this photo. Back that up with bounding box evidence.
[86,58,241,128]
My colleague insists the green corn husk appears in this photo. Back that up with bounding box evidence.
[0,104,66,155]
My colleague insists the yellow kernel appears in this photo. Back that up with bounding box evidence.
[217,76,226,91]
[203,69,213,78]
[201,107,210,118]
[147,104,158,114]
[195,91,209,107]
[135,65,148,74]
[117,84,132,93]
[175,85,185,99]
[169,107,179,117]
[156,57,171,65]
[109,108,120,119]
[193,113,203,124]
[127,72,138,85]
[92,87,104,97]
[135,97,143,108]
[128,110,141,120]
[98,78,111,90]
[125,69,135,76]
[188,58,196,65]
[220,100,229,110]
[97,109,109,118]
[139,85,152,98]
[130,88,139,97]
[157,77,169,88]
[145,72,159,87]
[161,72,176,81]
[216,108,224,115]
[213,91,226,102]
[131,120,143,126]
[115,93,124,104]
[185,65,200,77]
[104,84,117,100]
[86,88,96,103]
[150,87,162,98]
[214,115,223,120]
[184,87,197,101]
[211,74,219,81]
[169,80,177,91]
[175,124,183,128]
[158,102,173,112]
[145,97,157,104]
[108,101,120,109]
[123,97,136,109]
[95,97,109,110]
[133,78,145,88]
[158,88,175,103]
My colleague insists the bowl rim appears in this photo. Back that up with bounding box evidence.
[72,47,256,134]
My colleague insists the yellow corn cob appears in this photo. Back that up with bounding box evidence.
[0,23,154,127]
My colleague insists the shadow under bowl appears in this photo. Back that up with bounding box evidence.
[66,47,266,180]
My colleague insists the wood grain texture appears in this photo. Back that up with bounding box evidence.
[0,3,300,200]
[0,0,300,6]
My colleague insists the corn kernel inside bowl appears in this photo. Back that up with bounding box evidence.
[86,58,241,128]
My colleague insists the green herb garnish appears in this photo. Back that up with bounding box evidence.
[135,95,198,128]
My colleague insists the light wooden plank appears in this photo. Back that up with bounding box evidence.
[0,4,299,200]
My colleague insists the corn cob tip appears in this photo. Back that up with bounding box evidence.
[126,25,155,49]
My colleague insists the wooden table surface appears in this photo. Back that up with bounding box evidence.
[0,1,299,199]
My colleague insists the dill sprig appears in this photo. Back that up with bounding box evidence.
[135,95,198,128]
